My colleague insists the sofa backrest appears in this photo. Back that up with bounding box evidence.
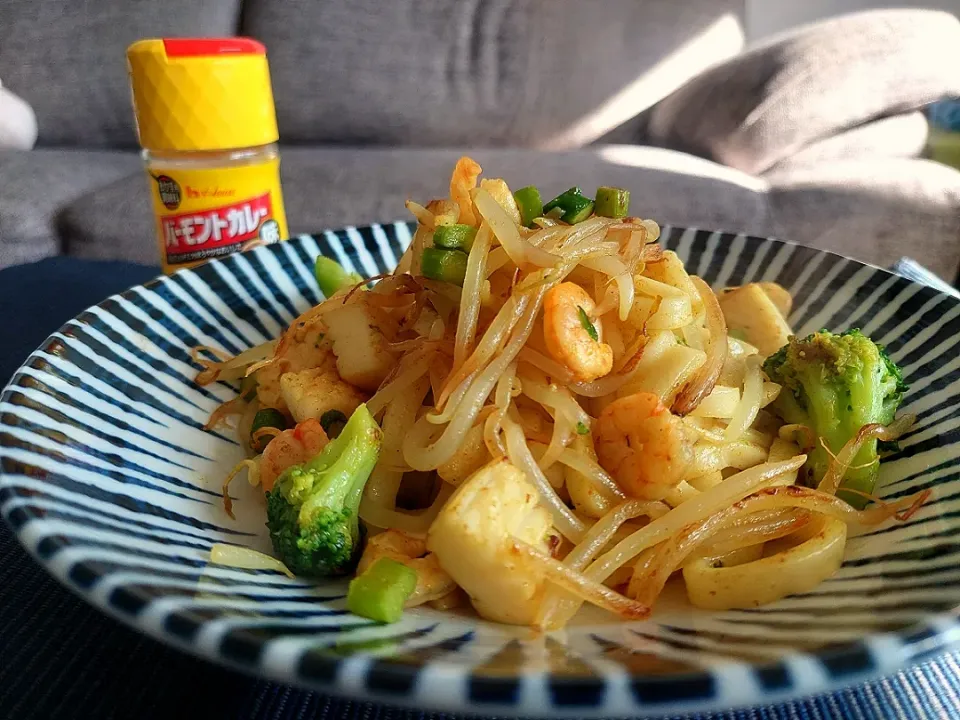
[0,0,241,148]
[0,0,745,150]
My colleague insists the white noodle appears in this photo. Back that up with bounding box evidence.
[503,414,586,542]
[453,224,493,370]
[544,456,807,628]
[724,355,764,443]
[474,188,559,268]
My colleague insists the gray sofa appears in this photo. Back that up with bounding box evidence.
[2,2,960,280]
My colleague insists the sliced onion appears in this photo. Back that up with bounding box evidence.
[511,540,651,624]
[193,340,277,385]
[555,447,627,500]
[724,355,763,443]
[220,458,260,519]
[697,509,811,559]
[210,542,293,578]
[779,424,816,453]
[453,224,494,370]
[626,502,812,605]
[503,414,586,542]
[818,415,916,496]
[519,368,592,428]
[359,483,453,536]
[673,276,728,415]
[682,516,846,611]
[405,200,435,227]
[517,347,575,384]
[366,345,436,417]
[437,293,526,409]
[542,456,808,628]
[567,500,668,573]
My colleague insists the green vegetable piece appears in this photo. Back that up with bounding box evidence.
[728,328,748,342]
[433,224,478,252]
[320,409,348,438]
[421,247,468,286]
[563,196,595,224]
[240,374,259,402]
[595,186,630,218]
[577,306,599,341]
[251,408,288,452]
[542,187,582,214]
[314,256,363,298]
[266,404,383,577]
[762,329,908,508]
[347,557,418,623]
[513,186,543,227]
[576,421,590,435]
[543,187,595,224]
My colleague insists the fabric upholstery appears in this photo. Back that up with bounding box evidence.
[242,0,745,148]
[0,149,140,267]
[767,158,960,277]
[765,113,929,173]
[0,0,241,148]
[53,147,960,279]
[647,9,960,174]
[12,146,960,281]
[58,146,769,264]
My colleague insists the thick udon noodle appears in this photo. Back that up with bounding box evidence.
[201,159,926,629]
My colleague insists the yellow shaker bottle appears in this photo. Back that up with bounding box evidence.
[127,38,289,274]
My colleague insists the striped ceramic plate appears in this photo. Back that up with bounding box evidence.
[2,225,960,718]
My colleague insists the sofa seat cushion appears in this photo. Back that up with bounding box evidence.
[766,157,960,277]
[58,145,770,265]
[0,149,140,267]
[32,147,960,282]
[648,9,960,174]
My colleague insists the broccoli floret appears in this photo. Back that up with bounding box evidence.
[266,404,382,576]
[762,329,907,506]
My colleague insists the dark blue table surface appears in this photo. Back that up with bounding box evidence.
[2,257,960,720]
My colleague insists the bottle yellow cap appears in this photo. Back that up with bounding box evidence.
[127,38,279,152]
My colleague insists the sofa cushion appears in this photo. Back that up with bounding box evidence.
[0,149,140,268]
[766,158,960,277]
[766,112,929,173]
[38,147,960,282]
[648,9,960,174]
[59,146,769,264]
[0,0,240,147]
[242,0,744,148]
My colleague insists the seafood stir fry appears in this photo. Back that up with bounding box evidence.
[198,158,925,628]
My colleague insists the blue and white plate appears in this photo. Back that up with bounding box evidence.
[2,225,960,718]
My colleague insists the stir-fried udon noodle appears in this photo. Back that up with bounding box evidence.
[196,157,927,629]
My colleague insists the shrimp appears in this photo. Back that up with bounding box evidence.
[595,391,694,500]
[357,529,457,607]
[449,156,482,227]
[260,417,329,492]
[543,282,614,383]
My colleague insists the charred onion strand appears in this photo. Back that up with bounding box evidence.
[673,276,728,414]
[818,415,916,496]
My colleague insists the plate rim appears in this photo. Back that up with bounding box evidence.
[2,224,960,717]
